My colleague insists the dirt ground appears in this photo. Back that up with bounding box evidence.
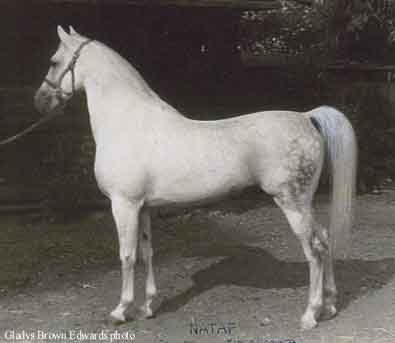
[0,188,394,343]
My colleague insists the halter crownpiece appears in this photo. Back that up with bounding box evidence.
[44,38,93,100]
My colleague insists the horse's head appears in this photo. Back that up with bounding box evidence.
[34,26,92,114]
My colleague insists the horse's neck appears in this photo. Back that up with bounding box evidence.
[82,45,182,144]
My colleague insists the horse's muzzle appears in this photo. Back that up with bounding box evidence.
[34,87,63,115]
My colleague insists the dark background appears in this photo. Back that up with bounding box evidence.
[0,1,394,216]
[0,2,241,93]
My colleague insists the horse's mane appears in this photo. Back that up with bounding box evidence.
[83,37,182,117]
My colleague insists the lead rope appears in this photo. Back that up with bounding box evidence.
[0,111,60,146]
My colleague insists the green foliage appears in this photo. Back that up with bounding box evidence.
[240,1,328,62]
[240,0,395,63]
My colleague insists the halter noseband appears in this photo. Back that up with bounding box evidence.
[44,39,92,101]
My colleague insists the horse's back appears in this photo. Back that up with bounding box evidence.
[140,109,321,205]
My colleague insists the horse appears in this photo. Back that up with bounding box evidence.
[34,26,357,330]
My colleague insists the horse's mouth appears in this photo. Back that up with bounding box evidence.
[34,91,66,116]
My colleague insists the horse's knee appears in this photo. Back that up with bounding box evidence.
[121,253,137,268]
[142,230,149,241]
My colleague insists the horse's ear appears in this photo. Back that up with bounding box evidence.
[57,25,71,45]
[69,25,79,36]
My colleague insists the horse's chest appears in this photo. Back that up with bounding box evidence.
[93,148,147,198]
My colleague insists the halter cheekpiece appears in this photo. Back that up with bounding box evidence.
[44,39,92,100]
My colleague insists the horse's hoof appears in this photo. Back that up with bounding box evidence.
[138,305,154,319]
[110,310,126,325]
[300,314,318,331]
[320,304,337,320]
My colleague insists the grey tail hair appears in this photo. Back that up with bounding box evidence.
[309,106,357,259]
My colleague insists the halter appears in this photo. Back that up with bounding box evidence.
[0,39,93,147]
[44,38,93,102]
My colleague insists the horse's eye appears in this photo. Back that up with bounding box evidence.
[50,60,58,67]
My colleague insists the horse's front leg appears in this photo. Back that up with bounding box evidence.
[138,207,157,318]
[110,195,142,323]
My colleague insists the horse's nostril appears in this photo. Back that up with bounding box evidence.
[34,90,50,114]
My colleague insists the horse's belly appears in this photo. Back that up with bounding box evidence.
[146,180,253,207]
[145,155,256,207]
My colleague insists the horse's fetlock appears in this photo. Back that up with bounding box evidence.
[146,285,157,298]
[324,287,337,301]
[121,295,134,306]
[313,297,323,309]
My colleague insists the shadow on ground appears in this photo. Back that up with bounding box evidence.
[1,200,394,329]
[156,243,395,316]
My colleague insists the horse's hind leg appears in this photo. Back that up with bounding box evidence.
[273,192,328,330]
[110,195,142,323]
[322,240,337,319]
[138,207,157,318]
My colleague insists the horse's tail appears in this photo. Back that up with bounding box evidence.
[309,106,357,259]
